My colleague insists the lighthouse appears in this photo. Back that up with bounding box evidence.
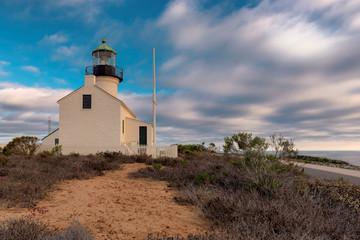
[85,39,123,97]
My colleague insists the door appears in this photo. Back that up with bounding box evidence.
[139,126,147,145]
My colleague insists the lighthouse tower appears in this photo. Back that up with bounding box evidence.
[85,39,123,97]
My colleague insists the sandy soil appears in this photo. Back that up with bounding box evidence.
[0,163,207,239]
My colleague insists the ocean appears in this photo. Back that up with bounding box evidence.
[298,151,360,166]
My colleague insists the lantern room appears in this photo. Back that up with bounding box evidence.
[85,39,123,82]
[92,39,116,66]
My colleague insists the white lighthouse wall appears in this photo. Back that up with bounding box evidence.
[125,117,153,146]
[95,76,119,98]
[58,84,121,154]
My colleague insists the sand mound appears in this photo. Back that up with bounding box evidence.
[0,163,207,239]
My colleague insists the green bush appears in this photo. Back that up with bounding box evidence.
[194,172,216,185]
[223,132,268,154]
[51,145,62,156]
[195,172,210,185]
[296,155,349,165]
[177,143,208,154]
[269,133,298,159]
[3,136,40,156]
[153,163,162,171]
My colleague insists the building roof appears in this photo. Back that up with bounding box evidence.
[92,39,117,54]
[41,128,59,141]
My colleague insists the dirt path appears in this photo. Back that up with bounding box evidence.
[0,163,207,239]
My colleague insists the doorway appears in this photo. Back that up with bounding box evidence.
[139,126,147,145]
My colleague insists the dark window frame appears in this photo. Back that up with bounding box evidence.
[83,95,92,109]
[55,138,59,145]
[122,120,125,133]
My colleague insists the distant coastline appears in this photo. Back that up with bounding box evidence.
[299,151,360,166]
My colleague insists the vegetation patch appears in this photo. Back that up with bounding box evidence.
[0,218,93,240]
[0,151,153,208]
[131,132,360,239]
[1,133,360,239]
[294,154,360,170]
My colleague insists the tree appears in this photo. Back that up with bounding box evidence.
[208,142,216,152]
[4,136,40,156]
[223,132,268,154]
[269,133,298,159]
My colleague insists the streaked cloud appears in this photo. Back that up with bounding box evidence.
[54,78,67,85]
[1,0,360,151]
[0,61,11,76]
[21,65,40,74]
[0,82,71,141]
[151,0,360,149]
[39,32,68,45]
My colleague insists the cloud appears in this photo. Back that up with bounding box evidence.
[161,56,186,72]
[48,0,124,23]
[0,61,11,76]
[0,82,71,111]
[149,0,360,149]
[39,32,68,44]
[0,82,71,143]
[54,78,67,85]
[0,61,10,66]
[50,45,89,66]
[21,65,40,74]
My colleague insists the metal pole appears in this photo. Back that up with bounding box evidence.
[48,117,51,134]
[153,48,156,145]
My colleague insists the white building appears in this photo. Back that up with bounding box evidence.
[41,40,177,157]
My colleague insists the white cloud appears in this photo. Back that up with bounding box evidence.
[161,56,185,72]
[263,17,342,59]
[0,61,11,76]
[0,82,71,111]
[51,45,87,65]
[0,82,71,143]
[21,65,40,74]
[39,32,68,44]
[54,78,67,85]
[0,61,10,66]
[56,46,78,57]
[47,0,124,23]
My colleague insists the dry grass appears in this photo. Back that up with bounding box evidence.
[131,152,360,239]
[0,152,152,208]
[1,151,360,239]
[0,218,93,240]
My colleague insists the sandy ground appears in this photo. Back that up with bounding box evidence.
[0,163,207,239]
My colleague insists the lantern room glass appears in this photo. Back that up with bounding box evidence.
[92,51,116,67]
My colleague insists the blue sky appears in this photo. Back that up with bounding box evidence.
[1,0,360,150]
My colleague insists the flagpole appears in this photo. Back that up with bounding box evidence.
[153,48,156,145]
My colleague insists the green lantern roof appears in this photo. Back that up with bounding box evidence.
[92,39,117,54]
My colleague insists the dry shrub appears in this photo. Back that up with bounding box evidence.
[0,218,94,240]
[131,153,360,239]
[0,218,46,240]
[0,152,145,207]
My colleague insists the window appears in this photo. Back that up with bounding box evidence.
[55,138,59,145]
[83,95,91,109]
[122,120,124,133]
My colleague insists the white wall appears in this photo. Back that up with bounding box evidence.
[125,117,153,146]
[41,129,61,148]
[58,78,121,154]
[120,105,135,144]
[95,76,119,98]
